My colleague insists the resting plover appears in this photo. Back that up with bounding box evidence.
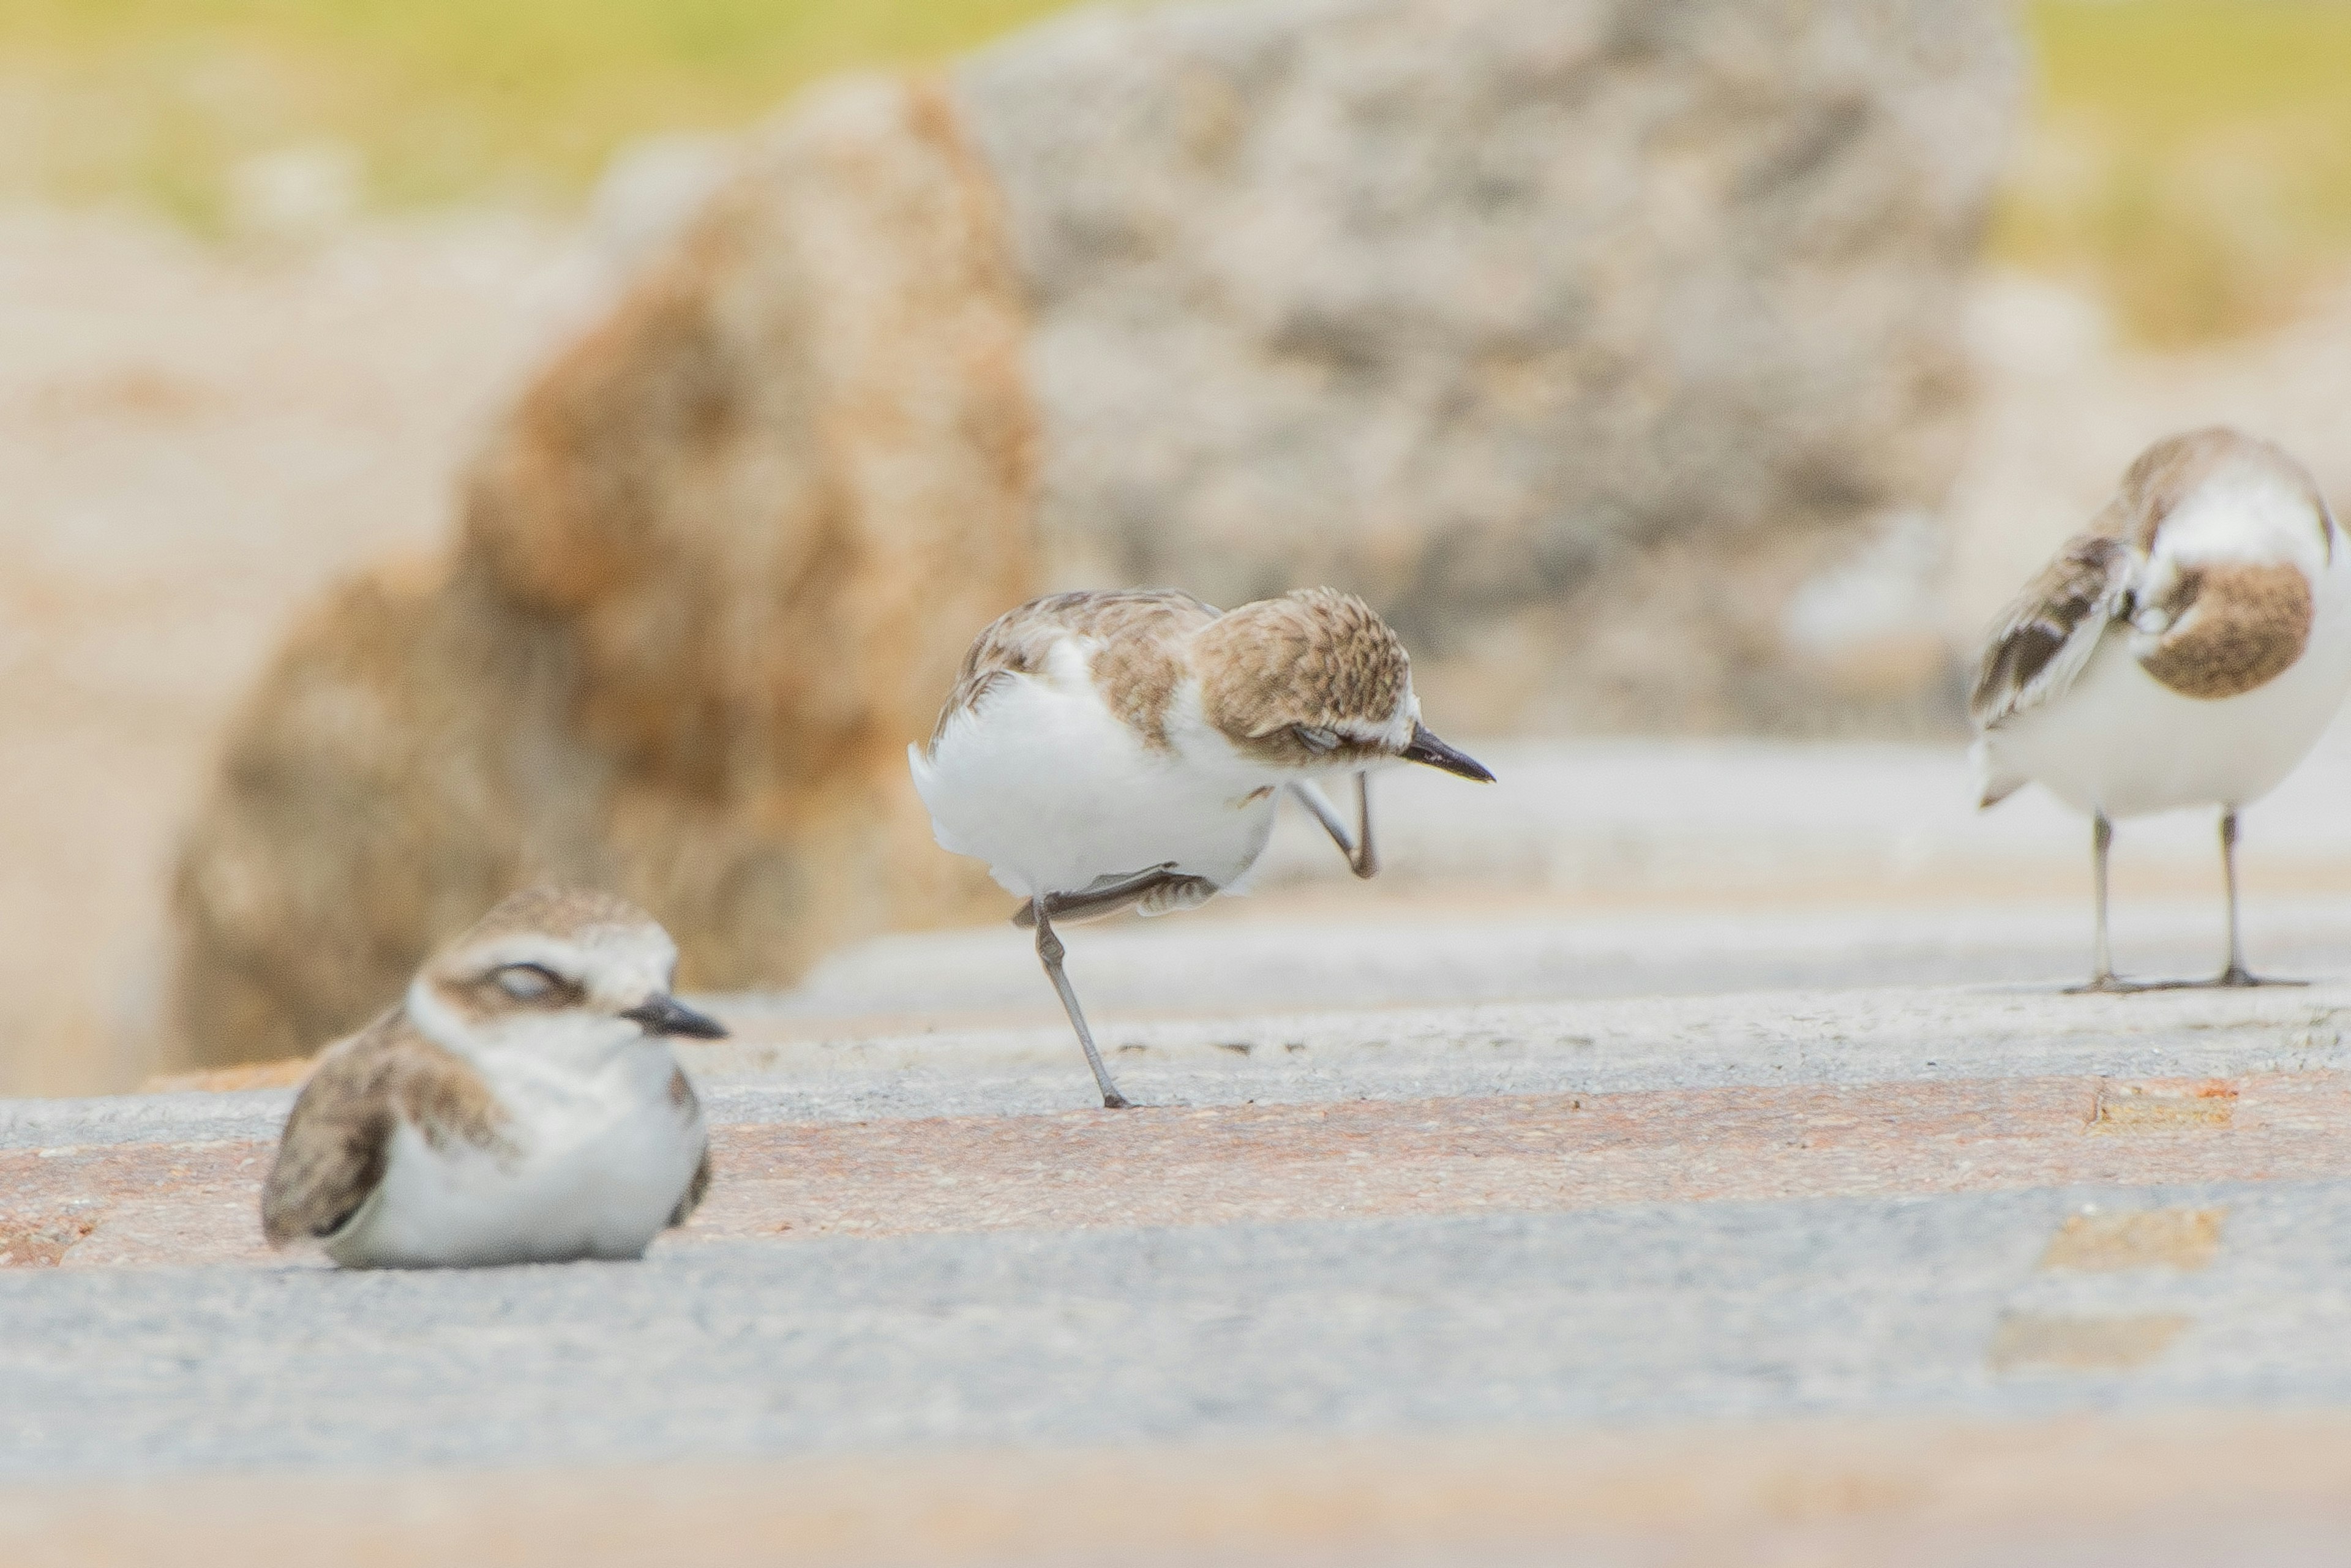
[910,587,1493,1107]
[261,887,727,1268]
[1971,427,2351,990]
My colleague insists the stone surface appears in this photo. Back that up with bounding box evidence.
[10,1416,2351,1567]
[12,932,2351,1562]
[33,867,2338,1568]
[961,0,2018,732]
[166,77,1034,1069]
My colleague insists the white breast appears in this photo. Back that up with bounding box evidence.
[329,1039,703,1269]
[910,637,1283,901]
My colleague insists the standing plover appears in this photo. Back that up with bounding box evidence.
[1971,427,2351,989]
[910,587,1493,1107]
[261,887,727,1268]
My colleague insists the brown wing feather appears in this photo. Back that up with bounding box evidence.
[667,1144,712,1229]
[1968,528,2132,730]
[260,1010,509,1247]
[929,590,1218,748]
[662,1065,710,1229]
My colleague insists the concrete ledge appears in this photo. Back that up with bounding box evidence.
[13,1412,2351,1567]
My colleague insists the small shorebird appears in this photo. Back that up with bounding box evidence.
[910,587,1493,1107]
[1971,427,2351,990]
[261,887,727,1268]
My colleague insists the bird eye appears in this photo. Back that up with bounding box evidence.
[1294,725,1340,754]
[493,964,561,1002]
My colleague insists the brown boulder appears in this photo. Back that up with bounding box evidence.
[170,77,1033,1068]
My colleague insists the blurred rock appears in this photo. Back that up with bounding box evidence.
[589,133,742,273]
[170,78,1033,1067]
[959,0,2015,733]
[226,143,364,246]
[170,0,2020,1064]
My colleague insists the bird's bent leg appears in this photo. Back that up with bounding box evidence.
[1013,863,1180,929]
[1289,775,1378,879]
[1031,902,1132,1109]
[1349,771,1378,879]
[1291,781,1354,857]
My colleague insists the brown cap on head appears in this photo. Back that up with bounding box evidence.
[446,887,658,953]
[1196,589,1415,767]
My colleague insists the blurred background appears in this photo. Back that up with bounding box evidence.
[7,0,2351,1095]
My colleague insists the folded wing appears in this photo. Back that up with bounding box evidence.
[260,1011,508,1247]
[1969,530,2134,732]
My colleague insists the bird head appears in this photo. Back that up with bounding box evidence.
[1193,588,1493,781]
[407,887,727,1057]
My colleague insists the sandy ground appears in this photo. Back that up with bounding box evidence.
[4,193,2350,1095]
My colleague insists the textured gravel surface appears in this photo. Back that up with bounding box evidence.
[6,975,2350,1480]
[8,1179,2350,1483]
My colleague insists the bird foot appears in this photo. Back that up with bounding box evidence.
[2186,968,2307,991]
[2069,969,2306,994]
[2064,975,2156,995]
[1100,1091,1136,1110]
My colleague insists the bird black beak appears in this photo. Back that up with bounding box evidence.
[1399,722,1494,782]
[621,994,729,1040]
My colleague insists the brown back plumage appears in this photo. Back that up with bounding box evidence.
[928,586,1415,768]
[929,590,1219,750]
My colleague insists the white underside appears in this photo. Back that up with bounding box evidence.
[1978,551,2351,819]
[328,1038,703,1269]
[910,643,1300,902]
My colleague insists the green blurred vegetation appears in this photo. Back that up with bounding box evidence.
[1997,0,2351,345]
[0,0,1079,223]
[6,1,2351,343]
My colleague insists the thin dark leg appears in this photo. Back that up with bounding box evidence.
[1032,901,1131,1109]
[1291,777,1376,877]
[2220,808,2249,985]
[1348,772,1377,879]
[1011,862,1179,928]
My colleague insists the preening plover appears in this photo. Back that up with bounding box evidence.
[261,887,727,1268]
[910,587,1493,1108]
[1971,427,2351,990]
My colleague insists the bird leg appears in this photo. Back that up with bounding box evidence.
[2066,811,2143,994]
[1291,773,1378,879]
[1030,901,1132,1109]
[2191,808,2303,989]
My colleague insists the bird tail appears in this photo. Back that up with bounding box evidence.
[1970,735,2023,810]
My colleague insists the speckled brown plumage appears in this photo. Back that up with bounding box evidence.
[929,590,1218,751]
[452,887,658,947]
[260,1008,514,1247]
[1196,588,1412,767]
